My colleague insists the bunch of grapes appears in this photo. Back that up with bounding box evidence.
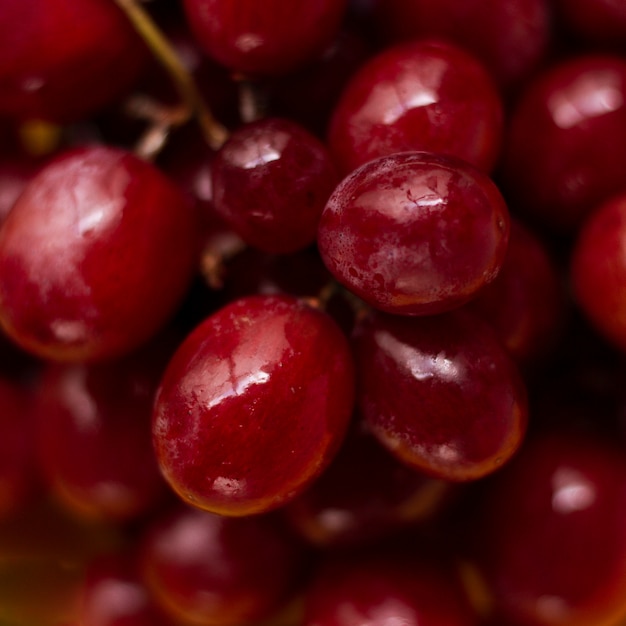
[1,0,626,625]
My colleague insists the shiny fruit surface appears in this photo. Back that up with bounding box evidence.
[328,39,503,175]
[318,151,510,316]
[181,0,347,76]
[152,294,355,516]
[353,309,528,481]
[475,431,626,626]
[0,146,198,362]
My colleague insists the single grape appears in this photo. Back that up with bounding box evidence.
[317,151,510,316]
[0,145,199,362]
[35,340,172,523]
[141,504,307,626]
[211,117,339,254]
[469,219,565,368]
[353,308,528,481]
[571,191,626,352]
[78,552,174,626]
[181,0,348,76]
[303,550,479,626]
[152,294,355,516]
[284,416,456,548]
[502,54,626,230]
[327,39,503,175]
[473,430,626,625]
[370,0,551,91]
[0,0,147,123]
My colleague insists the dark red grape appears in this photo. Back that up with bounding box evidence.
[0,0,147,123]
[370,0,552,91]
[571,191,626,352]
[303,551,479,626]
[470,219,565,368]
[502,54,626,230]
[211,117,338,254]
[284,417,456,548]
[35,341,171,523]
[141,504,306,625]
[353,309,528,481]
[474,430,626,625]
[181,0,348,76]
[317,151,510,316]
[78,553,174,626]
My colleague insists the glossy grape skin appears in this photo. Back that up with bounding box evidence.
[0,0,146,123]
[317,151,510,316]
[370,0,551,91]
[502,55,626,230]
[571,192,626,352]
[327,39,503,175]
[35,344,170,523]
[181,0,348,76]
[353,309,528,481]
[0,146,198,362]
[211,118,339,254]
[303,552,478,626]
[152,294,355,516]
[141,505,306,626]
[474,431,626,626]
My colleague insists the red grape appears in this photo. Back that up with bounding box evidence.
[0,0,147,123]
[152,294,355,516]
[502,54,626,230]
[370,0,551,91]
[474,430,626,625]
[318,151,510,316]
[0,145,198,362]
[141,504,306,625]
[211,117,338,254]
[353,309,528,481]
[181,0,348,76]
[571,191,626,352]
[328,39,503,175]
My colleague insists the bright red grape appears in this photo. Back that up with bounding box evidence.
[0,146,198,362]
[152,294,355,516]
[327,39,503,175]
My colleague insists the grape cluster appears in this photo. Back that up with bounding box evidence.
[1,0,626,625]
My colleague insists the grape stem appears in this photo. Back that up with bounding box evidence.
[113,0,229,151]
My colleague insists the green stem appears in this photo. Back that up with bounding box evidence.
[114,0,229,151]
